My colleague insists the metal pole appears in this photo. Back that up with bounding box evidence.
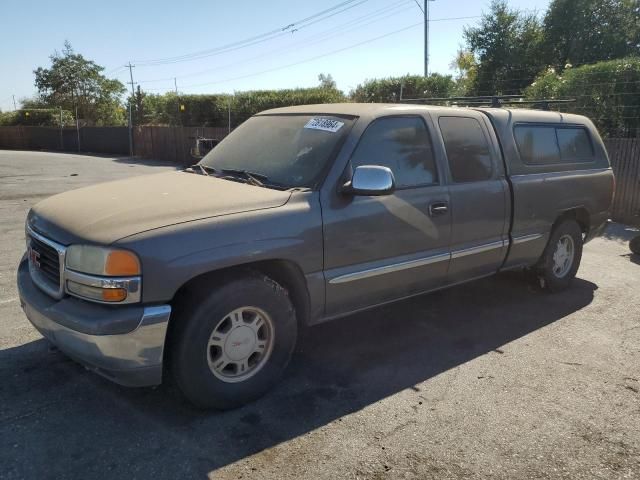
[424,0,429,76]
[12,95,17,111]
[75,106,81,152]
[127,62,135,157]
[59,107,63,150]
[228,98,231,134]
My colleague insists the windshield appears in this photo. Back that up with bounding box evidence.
[199,114,353,188]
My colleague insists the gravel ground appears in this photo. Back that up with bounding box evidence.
[0,150,638,480]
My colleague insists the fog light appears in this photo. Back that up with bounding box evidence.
[67,280,128,302]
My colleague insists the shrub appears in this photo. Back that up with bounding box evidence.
[350,74,457,103]
[0,109,74,127]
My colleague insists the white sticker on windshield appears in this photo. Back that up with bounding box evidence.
[304,117,344,133]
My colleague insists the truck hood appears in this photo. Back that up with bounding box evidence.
[28,171,292,245]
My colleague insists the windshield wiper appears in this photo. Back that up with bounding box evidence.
[186,164,217,176]
[220,168,268,187]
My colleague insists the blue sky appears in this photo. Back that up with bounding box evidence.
[0,0,551,111]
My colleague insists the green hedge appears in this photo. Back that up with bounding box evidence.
[525,57,640,137]
[350,74,457,103]
[139,87,346,126]
[0,109,74,126]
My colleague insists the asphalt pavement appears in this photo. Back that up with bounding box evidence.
[0,150,638,480]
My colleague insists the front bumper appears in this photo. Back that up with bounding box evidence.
[17,258,171,387]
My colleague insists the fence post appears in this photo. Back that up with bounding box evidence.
[75,106,81,152]
[59,108,63,151]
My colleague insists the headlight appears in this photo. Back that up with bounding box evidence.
[66,245,141,276]
[64,245,141,304]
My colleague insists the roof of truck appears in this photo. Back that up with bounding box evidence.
[258,103,589,125]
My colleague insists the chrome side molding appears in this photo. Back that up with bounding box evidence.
[329,252,450,284]
[450,240,506,259]
[512,233,544,245]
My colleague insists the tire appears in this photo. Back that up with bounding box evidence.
[537,219,583,293]
[171,272,297,409]
[630,235,640,255]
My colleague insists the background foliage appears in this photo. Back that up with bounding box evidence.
[525,57,640,137]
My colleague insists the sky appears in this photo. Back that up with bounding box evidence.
[0,0,551,111]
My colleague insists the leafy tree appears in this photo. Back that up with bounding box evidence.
[463,0,545,95]
[543,0,640,68]
[350,74,456,102]
[450,49,478,96]
[127,85,147,125]
[33,41,126,125]
[318,73,337,90]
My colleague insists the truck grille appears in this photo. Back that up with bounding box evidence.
[27,228,66,299]
[30,236,61,287]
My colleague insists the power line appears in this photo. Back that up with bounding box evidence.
[132,0,369,66]
[138,11,482,91]
[138,0,415,86]
[178,21,423,90]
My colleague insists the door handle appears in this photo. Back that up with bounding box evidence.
[429,202,449,216]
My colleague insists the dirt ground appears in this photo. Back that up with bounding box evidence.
[0,150,638,480]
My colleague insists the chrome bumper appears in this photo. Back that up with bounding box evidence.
[17,258,171,387]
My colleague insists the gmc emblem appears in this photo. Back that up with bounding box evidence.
[28,247,41,268]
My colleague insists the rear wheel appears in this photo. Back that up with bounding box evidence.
[537,219,583,292]
[171,272,297,409]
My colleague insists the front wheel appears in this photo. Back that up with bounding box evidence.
[171,272,297,409]
[537,220,584,292]
[630,235,640,255]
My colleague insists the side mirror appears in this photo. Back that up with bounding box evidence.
[343,165,396,196]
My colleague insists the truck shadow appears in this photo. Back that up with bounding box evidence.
[0,273,597,479]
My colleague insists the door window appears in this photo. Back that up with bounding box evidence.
[350,116,438,187]
[439,117,493,182]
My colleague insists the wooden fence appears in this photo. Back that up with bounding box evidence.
[133,126,230,165]
[604,138,640,225]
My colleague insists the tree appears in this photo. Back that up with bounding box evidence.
[543,0,640,68]
[129,85,146,124]
[318,73,337,90]
[33,41,126,125]
[450,49,478,96]
[462,0,545,95]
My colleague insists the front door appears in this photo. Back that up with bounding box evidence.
[321,115,452,317]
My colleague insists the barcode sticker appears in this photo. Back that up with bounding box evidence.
[304,118,344,133]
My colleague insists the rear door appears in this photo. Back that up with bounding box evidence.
[321,115,452,317]
[434,113,510,283]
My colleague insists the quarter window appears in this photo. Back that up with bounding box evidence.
[514,125,594,164]
[350,116,438,187]
[557,127,594,160]
[439,117,493,182]
[514,126,561,164]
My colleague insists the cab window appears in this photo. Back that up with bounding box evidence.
[438,116,493,182]
[350,116,438,187]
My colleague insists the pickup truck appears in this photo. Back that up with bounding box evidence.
[17,103,615,409]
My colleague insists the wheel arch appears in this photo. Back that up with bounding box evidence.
[554,207,590,236]
[169,258,311,329]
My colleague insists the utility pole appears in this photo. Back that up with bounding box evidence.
[228,98,232,134]
[126,62,135,157]
[12,95,16,111]
[424,0,435,76]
